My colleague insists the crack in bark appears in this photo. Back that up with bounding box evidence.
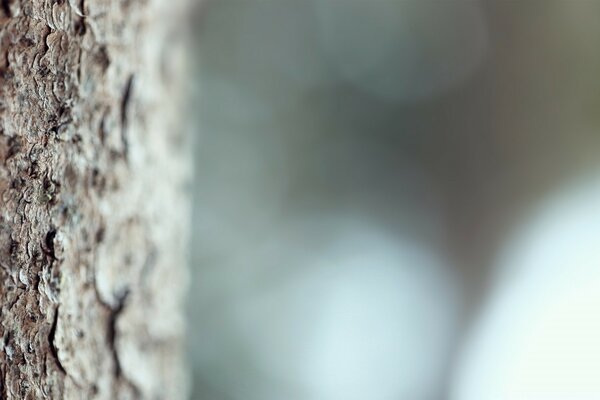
[1,0,11,18]
[0,366,7,400]
[43,229,57,260]
[8,291,22,311]
[48,307,67,375]
[107,289,129,378]
[120,75,134,160]
[102,288,142,398]
[98,108,109,146]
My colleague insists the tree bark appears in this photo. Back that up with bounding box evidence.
[0,1,190,399]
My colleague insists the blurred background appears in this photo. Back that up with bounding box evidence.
[186,1,600,399]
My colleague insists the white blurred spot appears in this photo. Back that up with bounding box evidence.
[451,171,600,400]
[303,231,460,400]
[222,220,461,400]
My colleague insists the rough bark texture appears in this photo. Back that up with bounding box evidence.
[0,0,190,399]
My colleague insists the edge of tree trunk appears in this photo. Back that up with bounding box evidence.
[0,1,191,398]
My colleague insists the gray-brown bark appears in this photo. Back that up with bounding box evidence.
[0,1,190,399]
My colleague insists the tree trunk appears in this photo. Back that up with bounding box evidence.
[0,1,190,399]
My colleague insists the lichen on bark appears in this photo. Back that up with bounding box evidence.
[0,0,190,399]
